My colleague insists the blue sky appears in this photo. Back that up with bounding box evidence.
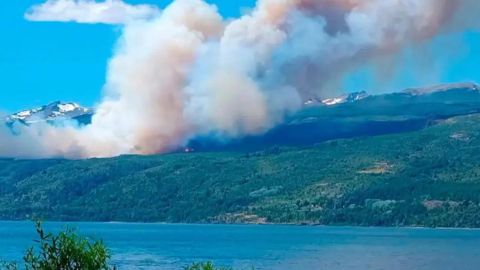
[0,0,479,112]
[343,31,480,94]
[0,0,256,112]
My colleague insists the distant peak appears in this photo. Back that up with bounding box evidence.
[6,101,92,125]
[404,82,479,96]
[320,91,369,106]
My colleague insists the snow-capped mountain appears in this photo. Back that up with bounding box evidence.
[320,91,369,106]
[5,82,479,128]
[6,101,93,125]
[304,92,369,106]
[308,91,369,106]
[304,82,479,107]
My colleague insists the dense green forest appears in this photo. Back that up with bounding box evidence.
[1,114,480,227]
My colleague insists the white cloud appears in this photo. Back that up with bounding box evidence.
[25,0,160,24]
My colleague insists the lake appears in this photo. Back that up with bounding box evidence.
[1,221,479,269]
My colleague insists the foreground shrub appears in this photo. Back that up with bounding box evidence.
[2,222,241,270]
[2,221,115,270]
[185,262,232,270]
[0,262,17,270]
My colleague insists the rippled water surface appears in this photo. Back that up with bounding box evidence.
[1,221,480,269]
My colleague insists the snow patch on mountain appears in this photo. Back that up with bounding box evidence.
[318,91,369,106]
[6,101,93,125]
[304,82,479,107]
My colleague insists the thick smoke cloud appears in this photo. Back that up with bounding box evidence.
[2,0,479,159]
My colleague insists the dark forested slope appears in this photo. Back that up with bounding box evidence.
[1,114,480,227]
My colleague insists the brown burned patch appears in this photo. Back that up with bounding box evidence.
[358,162,393,175]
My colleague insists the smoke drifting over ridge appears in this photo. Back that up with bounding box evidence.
[1,0,478,159]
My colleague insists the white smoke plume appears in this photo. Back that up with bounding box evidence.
[25,0,160,24]
[2,0,478,159]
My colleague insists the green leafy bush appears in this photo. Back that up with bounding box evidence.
[2,221,115,270]
[0,262,17,270]
[185,262,232,270]
[1,223,240,270]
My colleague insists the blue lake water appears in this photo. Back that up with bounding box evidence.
[1,221,480,270]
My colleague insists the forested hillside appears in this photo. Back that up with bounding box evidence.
[1,114,480,227]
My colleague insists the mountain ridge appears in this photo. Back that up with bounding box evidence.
[5,101,92,125]
[403,82,479,96]
[4,81,480,154]
[7,82,479,126]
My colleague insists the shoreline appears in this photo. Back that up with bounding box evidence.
[1,220,479,231]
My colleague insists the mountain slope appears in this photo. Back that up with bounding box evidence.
[1,113,480,227]
[5,101,93,125]
[4,83,480,153]
[188,82,480,151]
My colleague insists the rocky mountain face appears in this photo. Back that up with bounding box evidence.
[5,101,93,125]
